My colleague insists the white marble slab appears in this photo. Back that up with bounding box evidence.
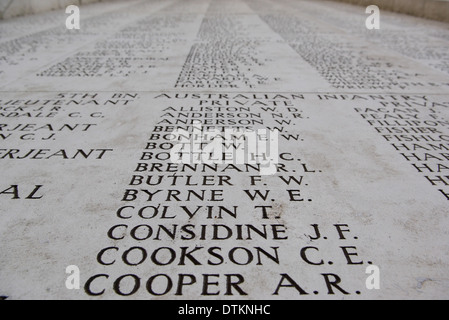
[0,0,449,300]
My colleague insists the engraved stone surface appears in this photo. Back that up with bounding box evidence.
[1,0,449,300]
